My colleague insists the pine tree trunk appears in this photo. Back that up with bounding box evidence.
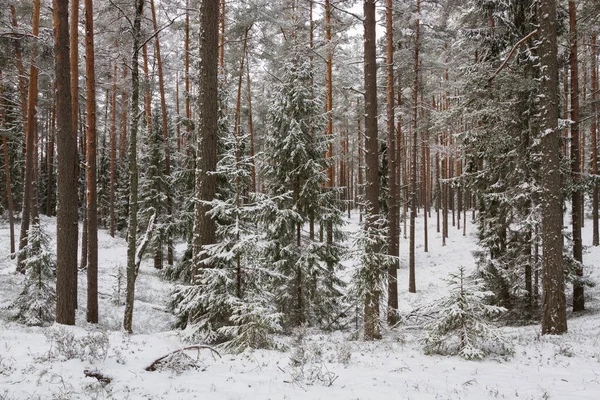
[54,0,79,325]
[385,0,399,325]
[539,0,567,335]
[10,6,28,136]
[409,0,420,294]
[150,0,172,267]
[592,32,599,246]
[123,0,145,334]
[357,104,363,223]
[246,54,256,193]
[0,73,15,255]
[185,0,191,149]
[193,0,219,277]
[110,62,117,237]
[84,0,98,323]
[120,66,129,161]
[569,1,584,312]
[47,101,56,216]
[17,0,42,273]
[325,0,334,261]
[363,0,381,340]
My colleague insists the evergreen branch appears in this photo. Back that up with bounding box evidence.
[488,29,538,86]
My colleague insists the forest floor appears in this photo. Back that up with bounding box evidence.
[1,210,600,399]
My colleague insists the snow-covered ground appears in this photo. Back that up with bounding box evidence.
[1,211,600,399]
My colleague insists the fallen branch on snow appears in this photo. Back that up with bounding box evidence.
[84,369,112,384]
[145,345,221,372]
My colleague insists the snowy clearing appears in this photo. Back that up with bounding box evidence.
[1,212,600,399]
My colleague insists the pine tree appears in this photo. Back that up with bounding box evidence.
[423,267,508,359]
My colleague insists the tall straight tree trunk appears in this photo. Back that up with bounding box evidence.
[385,0,399,325]
[176,71,181,151]
[409,0,420,294]
[569,1,584,312]
[150,0,173,267]
[592,31,599,246]
[10,5,28,134]
[123,0,145,334]
[325,0,334,257]
[17,0,41,272]
[363,0,381,340]
[110,62,117,237]
[185,0,191,149]
[539,0,567,335]
[72,0,85,277]
[246,53,256,192]
[120,66,129,160]
[142,42,152,135]
[357,102,363,223]
[420,66,428,250]
[54,0,78,325]
[84,0,98,323]
[0,72,15,254]
[47,99,56,216]
[193,0,219,277]
[219,0,225,73]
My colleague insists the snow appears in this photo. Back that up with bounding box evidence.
[1,211,600,399]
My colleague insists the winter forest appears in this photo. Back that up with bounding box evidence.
[1,0,600,398]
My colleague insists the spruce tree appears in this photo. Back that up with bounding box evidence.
[423,267,508,359]
[262,56,343,329]
[10,224,56,326]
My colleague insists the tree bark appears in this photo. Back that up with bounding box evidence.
[17,0,42,273]
[246,52,256,193]
[84,0,99,324]
[409,0,420,294]
[54,0,79,325]
[123,0,145,334]
[150,0,173,267]
[569,1,584,312]
[385,0,399,325]
[193,0,219,277]
[110,62,117,237]
[0,72,15,255]
[592,31,599,246]
[363,0,381,340]
[539,0,567,335]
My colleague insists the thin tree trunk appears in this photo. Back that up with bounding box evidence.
[110,61,117,237]
[124,0,145,334]
[150,0,172,267]
[17,0,42,273]
[246,52,256,193]
[539,0,567,335]
[120,66,129,161]
[569,1,584,312]
[592,31,599,246]
[54,0,79,325]
[185,0,190,149]
[0,72,15,255]
[84,0,98,323]
[46,100,56,216]
[10,5,28,136]
[409,0,420,294]
[325,0,334,260]
[385,0,399,325]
